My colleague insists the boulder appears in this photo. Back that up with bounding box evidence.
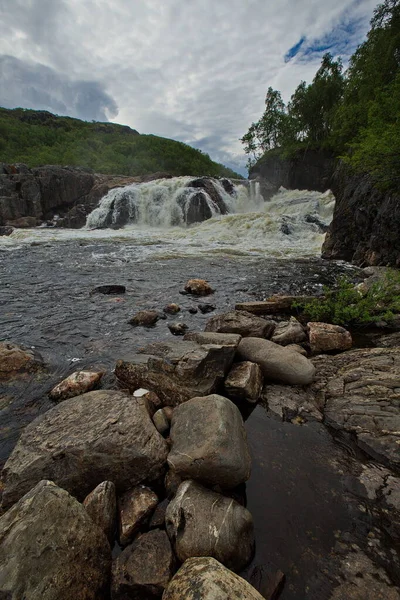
[224,361,263,403]
[119,485,158,546]
[115,340,236,406]
[0,341,43,381]
[184,279,214,296]
[0,480,110,600]
[129,310,159,327]
[205,310,275,338]
[111,529,176,599]
[1,390,168,509]
[83,481,117,545]
[308,321,352,353]
[163,558,265,599]
[237,337,316,385]
[168,394,251,488]
[165,481,254,572]
[271,317,307,346]
[49,370,103,401]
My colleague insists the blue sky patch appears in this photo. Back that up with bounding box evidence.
[284,37,306,62]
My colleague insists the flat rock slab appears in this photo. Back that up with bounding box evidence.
[112,529,176,599]
[1,390,168,509]
[115,340,236,406]
[311,348,400,471]
[0,480,111,600]
[205,310,275,338]
[184,331,242,348]
[163,557,264,600]
[165,481,254,572]
[235,296,316,315]
[168,394,251,488]
[237,337,316,385]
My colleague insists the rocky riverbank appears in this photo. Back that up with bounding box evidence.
[1,269,400,599]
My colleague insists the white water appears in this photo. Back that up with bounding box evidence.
[0,179,335,260]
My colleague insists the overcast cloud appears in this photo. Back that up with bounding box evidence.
[0,0,377,174]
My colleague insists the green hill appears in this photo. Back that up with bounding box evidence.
[0,107,241,179]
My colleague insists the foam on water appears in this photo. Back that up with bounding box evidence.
[0,182,335,260]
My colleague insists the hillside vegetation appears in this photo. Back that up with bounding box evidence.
[0,108,241,179]
[242,0,400,192]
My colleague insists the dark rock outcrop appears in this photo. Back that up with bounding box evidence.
[322,163,400,266]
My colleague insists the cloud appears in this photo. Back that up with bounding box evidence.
[0,0,378,174]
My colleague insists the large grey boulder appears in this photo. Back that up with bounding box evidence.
[205,310,275,338]
[115,340,236,406]
[165,481,254,572]
[0,480,111,600]
[111,529,176,599]
[163,557,264,600]
[168,394,251,488]
[1,390,168,509]
[237,337,316,385]
[271,317,307,346]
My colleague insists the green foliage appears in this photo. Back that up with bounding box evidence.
[295,271,400,326]
[0,108,242,179]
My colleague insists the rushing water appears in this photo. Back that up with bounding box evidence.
[1,182,396,598]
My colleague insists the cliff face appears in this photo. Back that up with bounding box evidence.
[322,163,400,267]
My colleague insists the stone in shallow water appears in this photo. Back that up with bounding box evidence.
[184,278,214,296]
[165,481,254,572]
[168,322,188,336]
[168,394,251,488]
[90,284,126,295]
[0,480,111,600]
[49,370,103,401]
[0,341,43,381]
[163,557,264,600]
[163,303,180,314]
[83,480,116,545]
[128,310,159,327]
[111,529,176,599]
[1,390,168,509]
[118,485,158,546]
[205,310,275,338]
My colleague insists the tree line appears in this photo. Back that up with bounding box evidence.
[241,0,400,191]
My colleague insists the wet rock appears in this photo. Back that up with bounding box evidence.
[163,557,264,600]
[165,481,254,572]
[153,408,171,436]
[311,348,400,470]
[163,303,180,315]
[83,480,117,545]
[248,564,285,600]
[0,480,110,600]
[1,390,168,509]
[49,370,103,401]
[199,303,216,314]
[119,485,158,546]
[90,284,126,295]
[224,361,263,403]
[237,337,316,385]
[271,317,306,346]
[304,213,329,233]
[205,310,275,338]
[0,341,43,381]
[149,498,169,529]
[0,226,13,236]
[168,322,188,336]
[261,384,323,422]
[184,330,242,348]
[115,340,236,406]
[111,529,176,599]
[129,310,159,327]
[308,321,352,353]
[184,279,214,296]
[168,394,251,488]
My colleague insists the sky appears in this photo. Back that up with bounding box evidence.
[0,0,378,175]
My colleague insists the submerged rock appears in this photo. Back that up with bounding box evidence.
[111,529,176,599]
[308,321,352,353]
[237,337,316,385]
[115,339,235,405]
[90,284,126,295]
[0,480,111,600]
[118,485,158,546]
[83,481,117,546]
[1,390,168,509]
[129,310,159,327]
[165,481,254,572]
[49,370,103,401]
[162,557,264,600]
[205,310,275,338]
[168,394,251,488]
